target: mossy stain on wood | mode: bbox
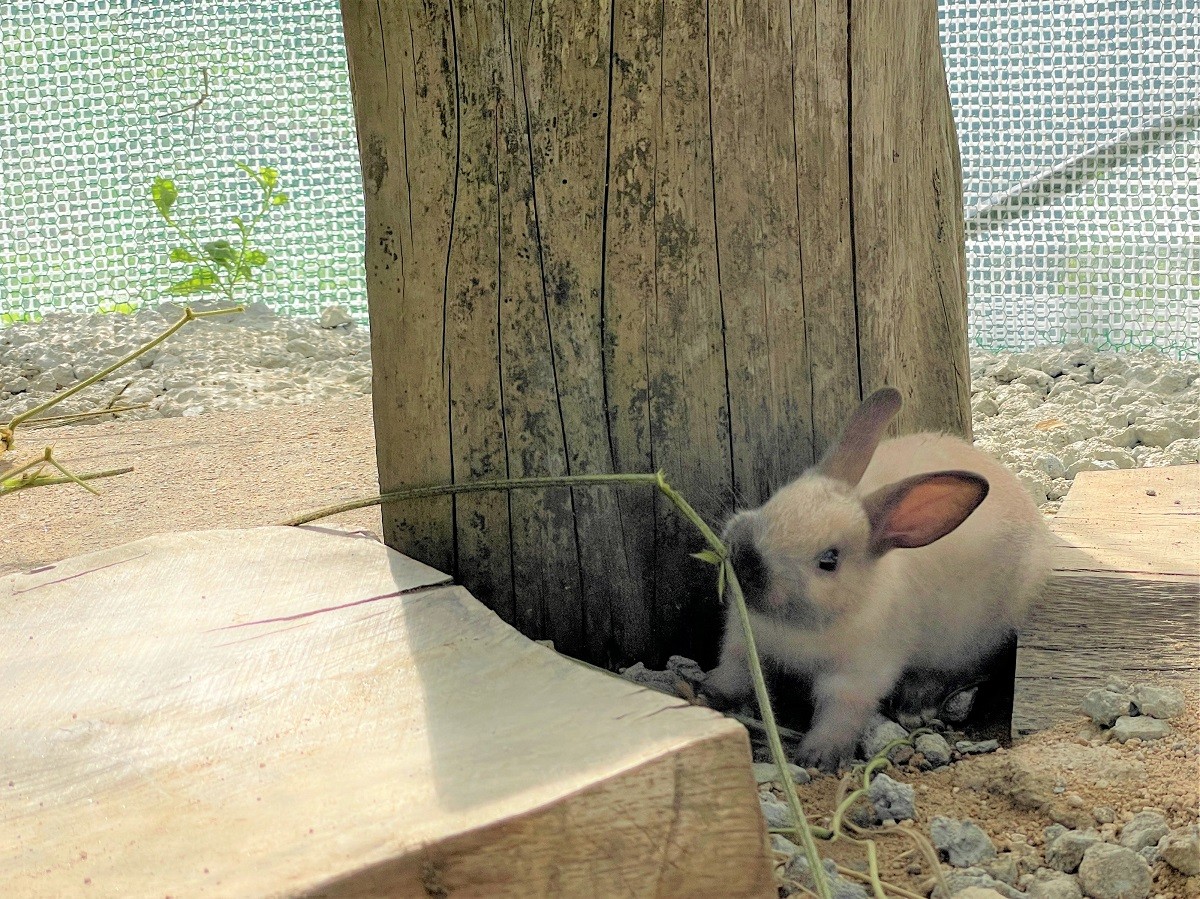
[364,134,388,195]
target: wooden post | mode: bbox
[340,0,971,670]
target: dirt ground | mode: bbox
[772,688,1199,897]
[4,400,1197,896]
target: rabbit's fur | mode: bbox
[704,387,1052,770]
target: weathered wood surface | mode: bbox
[340,0,970,667]
[1015,465,1199,732]
[0,527,774,898]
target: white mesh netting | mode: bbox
[2,2,1197,355]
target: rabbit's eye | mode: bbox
[817,548,839,572]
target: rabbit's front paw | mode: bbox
[794,736,854,774]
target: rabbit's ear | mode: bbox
[861,470,989,553]
[816,387,903,486]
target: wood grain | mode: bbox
[849,0,972,439]
[1015,465,1200,732]
[341,1,456,572]
[338,0,972,667]
[0,528,774,898]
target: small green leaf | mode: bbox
[169,247,197,263]
[231,215,245,228]
[258,166,279,189]
[691,549,722,566]
[270,193,289,206]
[168,267,220,295]
[151,177,178,217]
[202,240,236,269]
[243,249,269,266]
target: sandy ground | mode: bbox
[1,396,384,577]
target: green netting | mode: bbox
[1,2,1197,355]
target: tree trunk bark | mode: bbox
[340,0,970,670]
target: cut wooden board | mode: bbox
[1015,465,1199,732]
[0,527,774,898]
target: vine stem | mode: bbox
[0,465,132,496]
[2,305,243,449]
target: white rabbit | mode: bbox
[704,386,1052,770]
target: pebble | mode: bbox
[1109,716,1173,743]
[931,869,1022,899]
[1157,824,1200,876]
[1093,806,1116,825]
[956,739,1001,755]
[319,305,355,329]
[617,662,679,695]
[1026,869,1083,899]
[867,772,916,822]
[750,761,811,786]
[952,888,1012,899]
[1076,843,1152,899]
[931,816,998,868]
[1081,688,1133,727]
[758,794,794,829]
[1129,684,1186,720]
[859,714,909,760]
[770,833,799,857]
[784,854,869,899]
[979,854,1020,885]
[915,732,953,767]
[1046,829,1103,874]
[1118,811,1170,852]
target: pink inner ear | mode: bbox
[875,473,989,550]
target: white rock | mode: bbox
[1077,843,1151,899]
[931,816,997,868]
[319,305,355,328]
[1081,688,1132,726]
[1130,684,1186,720]
[1157,824,1200,876]
[1118,811,1169,851]
[1109,716,1172,743]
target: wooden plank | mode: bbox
[1050,465,1198,579]
[1014,465,1200,732]
[0,528,774,898]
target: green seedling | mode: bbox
[152,162,289,304]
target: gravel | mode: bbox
[2,311,1197,514]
